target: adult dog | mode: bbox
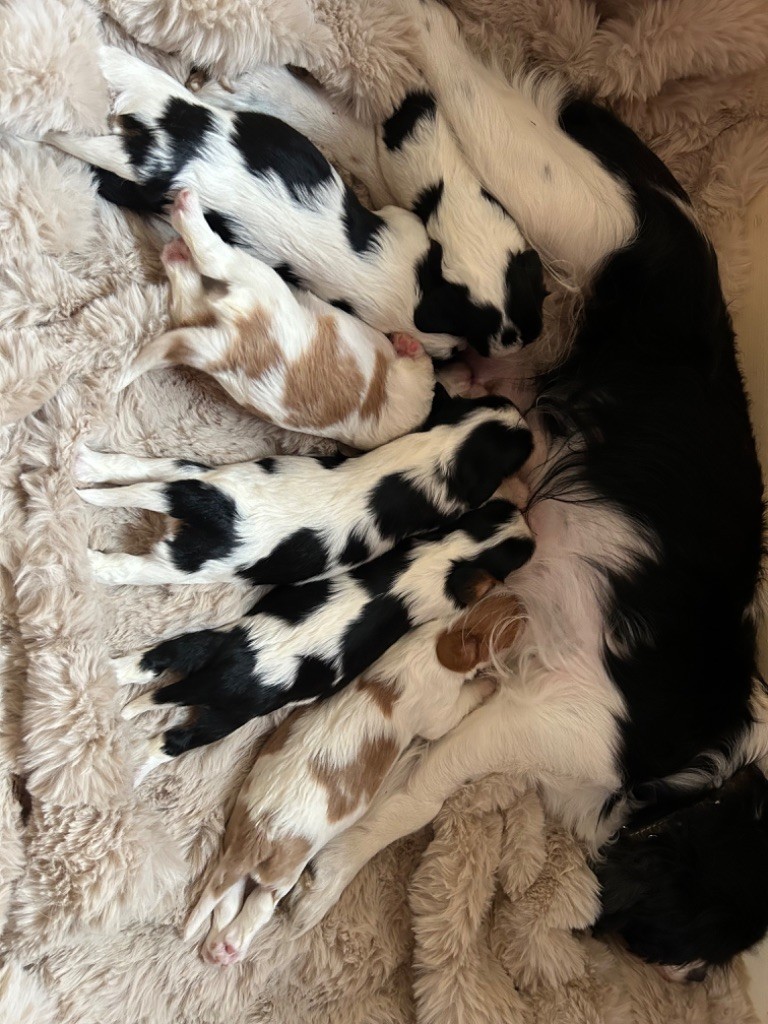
[282,0,768,982]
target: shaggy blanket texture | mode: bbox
[1,0,767,1021]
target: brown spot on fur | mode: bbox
[310,735,399,823]
[211,306,283,380]
[359,348,389,422]
[355,674,399,717]
[436,592,524,672]
[283,314,365,430]
[178,307,219,330]
[213,806,312,893]
[165,331,194,364]
[258,706,310,758]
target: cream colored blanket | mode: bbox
[1,1,766,1021]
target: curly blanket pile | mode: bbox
[1,1,767,1021]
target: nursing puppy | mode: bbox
[76,392,532,586]
[193,66,547,357]
[45,46,460,359]
[184,593,521,966]
[117,500,533,770]
[115,187,433,450]
[284,0,768,981]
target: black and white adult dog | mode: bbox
[76,391,532,586]
[46,45,537,360]
[191,65,548,357]
[115,499,533,774]
[275,1,768,982]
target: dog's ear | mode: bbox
[504,248,547,345]
[415,280,476,337]
[446,420,533,507]
[436,627,481,672]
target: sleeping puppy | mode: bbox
[75,392,532,586]
[114,499,533,774]
[283,0,768,983]
[193,65,548,357]
[114,187,434,450]
[183,593,522,966]
[45,46,460,359]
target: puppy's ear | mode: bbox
[414,281,476,337]
[436,628,481,672]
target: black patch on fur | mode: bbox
[480,187,511,217]
[232,110,335,203]
[139,628,228,678]
[282,655,337,703]
[339,594,412,685]
[444,535,534,605]
[94,168,168,215]
[159,97,215,173]
[546,99,763,792]
[203,209,237,244]
[368,474,445,541]
[419,386,514,430]
[256,457,278,474]
[342,187,385,254]
[165,479,239,573]
[447,499,514,542]
[382,91,437,151]
[330,298,355,315]
[238,528,330,587]
[350,542,415,599]
[312,453,347,469]
[250,576,333,624]
[415,279,502,355]
[503,249,547,345]
[340,531,371,566]
[594,767,768,968]
[118,113,156,171]
[444,423,533,506]
[274,262,303,287]
[412,180,444,224]
[415,238,445,298]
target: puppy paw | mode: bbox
[202,938,242,967]
[162,238,192,264]
[391,332,424,359]
[436,361,473,397]
[185,69,208,93]
[470,675,498,701]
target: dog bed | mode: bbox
[1,1,767,1020]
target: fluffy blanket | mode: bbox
[1,1,766,1021]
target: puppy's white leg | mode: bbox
[111,652,159,687]
[117,328,210,390]
[204,887,278,965]
[78,480,169,511]
[44,132,137,180]
[418,676,496,741]
[208,878,248,937]
[170,190,237,277]
[88,550,193,587]
[74,445,208,486]
[133,734,172,787]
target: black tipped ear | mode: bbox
[504,248,547,345]
[446,422,533,506]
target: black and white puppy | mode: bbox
[76,391,532,586]
[116,499,533,773]
[45,47,460,359]
[192,66,548,357]
[284,0,768,981]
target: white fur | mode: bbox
[75,400,529,586]
[185,615,501,964]
[114,187,434,450]
[45,46,460,358]
[120,506,531,708]
[198,65,538,355]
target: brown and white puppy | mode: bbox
[183,592,522,965]
[119,188,434,451]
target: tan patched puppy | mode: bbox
[183,592,522,966]
[120,188,434,450]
